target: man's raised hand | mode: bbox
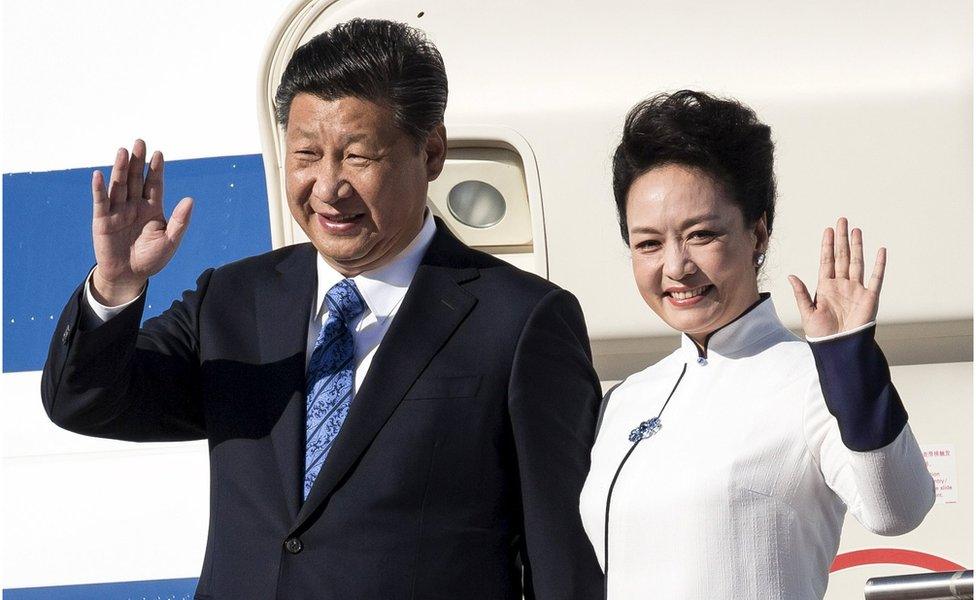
[91,140,193,306]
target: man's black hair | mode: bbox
[275,19,448,147]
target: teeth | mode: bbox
[326,214,359,222]
[671,286,708,300]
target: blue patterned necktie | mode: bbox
[303,279,365,500]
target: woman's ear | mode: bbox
[753,213,769,253]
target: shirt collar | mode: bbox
[679,293,786,361]
[314,211,437,321]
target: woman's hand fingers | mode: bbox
[107,147,129,212]
[788,275,815,320]
[867,247,887,295]
[818,227,834,281]
[833,217,850,279]
[806,218,885,335]
[850,227,865,284]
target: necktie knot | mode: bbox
[325,279,365,324]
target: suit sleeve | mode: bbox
[40,269,215,442]
[803,327,935,535]
[508,288,604,599]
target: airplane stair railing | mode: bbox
[865,570,974,599]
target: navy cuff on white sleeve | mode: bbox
[809,325,908,452]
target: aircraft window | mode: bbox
[447,180,506,229]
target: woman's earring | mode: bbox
[755,252,766,267]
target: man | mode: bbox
[42,18,603,600]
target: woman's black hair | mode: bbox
[612,90,776,243]
[274,19,447,148]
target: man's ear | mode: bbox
[424,123,448,181]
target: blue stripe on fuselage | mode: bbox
[2,153,272,373]
[4,577,199,599]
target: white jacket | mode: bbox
[579,296,934,599]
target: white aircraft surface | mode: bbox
[2,1,971,598]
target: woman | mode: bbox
[579,91,934,599]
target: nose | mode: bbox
[310,161,354,205]
[663,241,697,281]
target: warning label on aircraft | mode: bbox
[920,444,958,504]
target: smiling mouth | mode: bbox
[316,212,366,236]
[666,285,712,300]
[320,212,363,223]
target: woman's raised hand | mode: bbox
[91,140,193,306]
[788,217,886,338]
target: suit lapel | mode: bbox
[293,226,479,530]
[259,243,318,519]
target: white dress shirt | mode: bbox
[579,297,935,600]
[85,212,437,395]
[305,213,435,391]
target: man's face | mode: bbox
[284,93,446,276]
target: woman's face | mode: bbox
[626,163,767,345]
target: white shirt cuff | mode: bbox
[83,268,145,325]
[806,320,876,343]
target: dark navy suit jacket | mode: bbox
[42,221,604,600]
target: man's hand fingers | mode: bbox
[834,217,850,279]
[107,147,129,211]
[818,227,834,281]
[850,227,865,285]
[92,170,109,218]
[867,247,887,295]
[144,151,164,208]
[165,197,193,247]
[126,139,147,202]
[788,275,815,319]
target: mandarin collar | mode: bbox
[314,211,436,321]
[678,293,786,362]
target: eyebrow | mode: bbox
[287,130,372,145]
[630,214,722,235]
[288,127,318,140]
[340,132,370,145]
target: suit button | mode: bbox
[284,537,303,554]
